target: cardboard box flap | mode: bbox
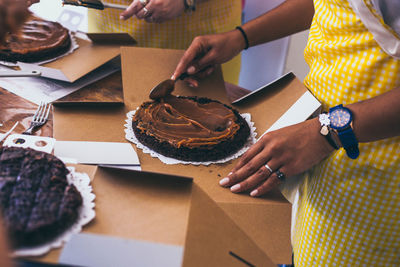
[232,72,294,104]
[86,33,137,46]
[219,202,292,264]
[19,32,135,83]
[120,47,228,110]
[85,167,192,245]
[183,184,275,267]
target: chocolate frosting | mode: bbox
[4,17,69,54]
[134,96,241,148]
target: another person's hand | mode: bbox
[172,29,246,87]
[219,118,335,197]
[120,0,185,23]
[0,0,32,44]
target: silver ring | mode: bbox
[140,0,149,6]
[275,170,286,182]
[264,163,273,173]
[143,7,149,16]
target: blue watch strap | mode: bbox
[338,127,359,159]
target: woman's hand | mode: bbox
[120,0,185,23]
[219,118,335,197]
[172,29,246,87]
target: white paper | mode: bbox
[59,233,183,267]
[3,134,56,154]
[54,141,140,166]
[0,59,120,105]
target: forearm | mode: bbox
[242,0,314,47]
[349,87,400,143]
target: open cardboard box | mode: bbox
[18,33,136,83]
[47,47,321,265]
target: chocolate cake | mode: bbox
[0,147,82,249]
[132,95,251,162]
[0,16,71,63]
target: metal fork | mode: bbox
[22,102,51,135]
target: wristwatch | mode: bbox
[329,104,360,159]
[318,113,340,150]
[184,0,196,13]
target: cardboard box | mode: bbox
[18,33,136,83]
[48,47,321,265]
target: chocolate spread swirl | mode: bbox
[133,96,241,148]
[5,17,69,54]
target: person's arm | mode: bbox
[241,0,313,47]
[348,87,400,142]
[172,0,314,85]
[221,86,400,197]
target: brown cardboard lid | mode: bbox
[20,33,135,83]
[183,184,275,267]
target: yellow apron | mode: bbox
[88,0,242,84]
[293,0,400,265]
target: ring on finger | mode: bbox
[143,7,150,16]
[264,163,273,173]
[140,0,149,6]
[275,170,286,182]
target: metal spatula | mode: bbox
[149,72,189,100]
[62,0,128,10]
[0,70,41,77]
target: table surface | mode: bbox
[0,72,292,265]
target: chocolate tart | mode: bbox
[132,95,250,162]
[0,147,82,248]
[0,17,71,63]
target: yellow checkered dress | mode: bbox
[293,0,400,265]
[88,0,242,84]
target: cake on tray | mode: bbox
[0,16,71,63]
[131,95,251,162]
[0,147,82,249]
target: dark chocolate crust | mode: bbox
[0,36,71,63]
[132,96,251,162]
[0,147,82,249]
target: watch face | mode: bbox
[330,108,351,129]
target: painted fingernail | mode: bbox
[219,177,230,186]
[170,75,175,80]
[230,184,241,192]
[250,189,258,197]
[187,66,196,74]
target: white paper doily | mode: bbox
[0,31,79,67]
[125,109,257,165]
[12,167,96,257]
